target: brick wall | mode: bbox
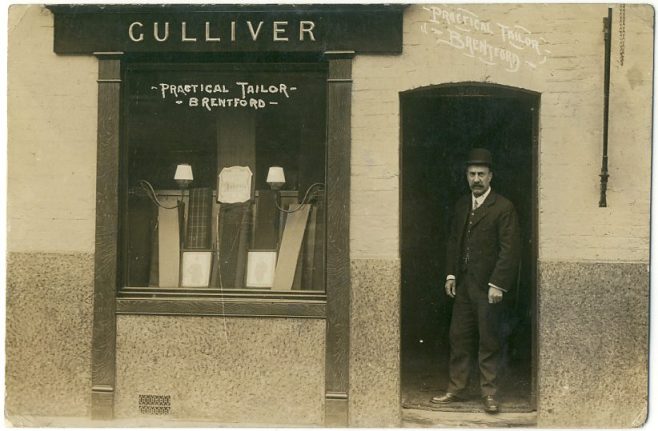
[6,4,652,426]
[351,4,652,263]
[349,4,651,427]
[7,5,97,421]
[8,5,97,254]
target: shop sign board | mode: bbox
[49,5,404,54]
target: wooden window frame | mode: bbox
[115,59,330,314]
[91,51,353,425]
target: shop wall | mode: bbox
[6,5,97,421]
[6,3,651,427]
[350,4,650,427]
[7,5,328,426]
[114,316,326,425]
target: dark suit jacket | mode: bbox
[445,190,521,293]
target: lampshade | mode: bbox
[266,166,285,190]
[174,163,193,188]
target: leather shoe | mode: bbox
[430,392,465,404]
[482,395,499,414]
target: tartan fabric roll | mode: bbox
[185,187,213,249]
[214,201,252,289]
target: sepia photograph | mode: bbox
[5,2,653,428]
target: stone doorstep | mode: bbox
[402,408,538,428]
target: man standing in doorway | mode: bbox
[431,148,521,414]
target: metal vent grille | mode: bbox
[138,394,171,415]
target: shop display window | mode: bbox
[119,61,327,293]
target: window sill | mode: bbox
[116,288,326,318]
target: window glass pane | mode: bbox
[121,62,326,292]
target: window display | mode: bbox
[120,61,327,292]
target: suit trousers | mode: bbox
[447,269,503,397]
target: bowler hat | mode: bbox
[465,148,492,166]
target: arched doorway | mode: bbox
[399,83,539,412]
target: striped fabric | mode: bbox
[185,187,213,249]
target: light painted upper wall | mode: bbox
[8,5,98,253]
[351,4,653,262]
[7,5,652,261]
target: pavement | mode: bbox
[5,415,313,428]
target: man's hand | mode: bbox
[445,279,456,298]
[488,286,503,304]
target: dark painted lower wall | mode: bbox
[5,252,94,422]
[5,253,647,428]
[537,261,649,427]
[350,258,648,427]
[350,259,401,427]
[114,315,326,425]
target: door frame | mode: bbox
[398,82,540,410]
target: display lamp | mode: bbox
[266,166,286,190]
[174,163,194,189]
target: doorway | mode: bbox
[400,83,539,412]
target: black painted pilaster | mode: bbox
[91,52,122,420]
[324,50,354,427]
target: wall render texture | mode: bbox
[349,4,651,427]
[115,316,326,426]
[8,5,97,254]
[5,4,652,428]
[7,5,97,423]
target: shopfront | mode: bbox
[7,3,651,428]
[40,4,404,426]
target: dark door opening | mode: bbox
[400,83,538,412]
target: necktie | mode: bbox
[463,199,479,267]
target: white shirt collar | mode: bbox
[472,187,492,208]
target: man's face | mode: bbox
[466,165,493,197]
